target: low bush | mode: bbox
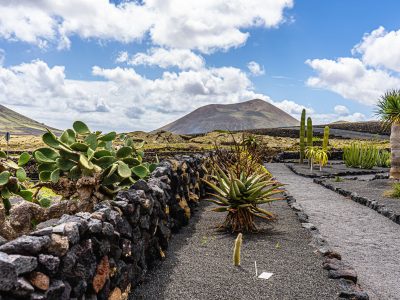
[376,150,391,168]
[343,142,379,169]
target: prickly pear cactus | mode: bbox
[34,121,157,205]
[0,151,32,214]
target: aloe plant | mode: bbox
[305,146,318,171]
[315,148,329,171]
[0,151,32,214]
[377,150,391,168]
[33,121,157,202]
[343,142,379,169]
[203,165,283,232]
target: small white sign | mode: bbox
[258,272,273,280]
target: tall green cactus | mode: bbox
[233,233,243,266]
[307,117,313,147]
[299,109,306,164]
[323,126,330,151]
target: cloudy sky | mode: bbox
[1,0,400,132]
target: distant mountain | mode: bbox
[155,99,298,134]
[0,104,60,135]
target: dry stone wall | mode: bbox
[0,155,208,300]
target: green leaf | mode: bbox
[56,158,75,171]
[38,197,51,208]
[79,154,93,170]
[106,163,118,178]
[60,129,76,145]
[117,161,131,178]
[123,157,140,166]
[70,142,89,152]
[95,156,115,169]
[34,151,56,164]
[0,151,7,158]
[137,150,144,158]
[85,133,98,150]
[69,166,81,180]
[50,169,60,183]
[16,168,27,182]
[42,131,60,148]
[73,121,90,134]
[1,187,10,199]
[38,163,57,173]
[5,160,19,169]
[0,171,10,185]
[116,146,132,158]
[18,152,31,166]
[87,148,95,160]
[34,148,59,160]
[94,149,112,159]
[18,190,33,201]
[131,165,149,179]
[134,140,145,150]
[98,131,117,141]
[149,163,158,173]
[39,171,51,181]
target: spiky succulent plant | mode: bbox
[33,121,157,202]
[203,165,283,232]
[0,151,32,214]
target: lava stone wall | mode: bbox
[0,155,208,300]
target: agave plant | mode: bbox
[203,165,283,232]
[0,151,32,214]
[33,121,157,205]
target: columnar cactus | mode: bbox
[233,233,243,266]
[307,117,313,147]
[323,126,330,151]
[299,109,306,164]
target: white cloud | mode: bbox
[128,48,205,70]
[306,57,400,105]
[0,0,293,52]
[352,26,400,72]
[247,61,265,76]
[334,105,350,116]
[116,51,129,63]
[307,27,400,106]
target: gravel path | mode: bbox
[267,163,400,300]
[130,200,340,299]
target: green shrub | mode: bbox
[376,150,391,168]
[0,151,32,214]
[33,121,157,202]
[343,142,379,169]
[384,182,400,198]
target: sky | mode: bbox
[1,0,400,132]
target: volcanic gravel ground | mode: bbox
[268,163,400,300]
[130,200,340,299]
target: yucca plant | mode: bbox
[377,89,400,178]
[315,148,329,171]
[343,142,379,169]
[203,165,283,232]
[0,151,32,214]
[305,146,318,171]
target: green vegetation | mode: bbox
[376,89,400,179]
[384,182,400,198]
[307,117,313,148]
[377,150,391,168]
[233,233,243,266]
[343,142,379,169]
[33,121,157,202]
[299,109,306,164]
[0,151,32,214]
[323,126,330,151]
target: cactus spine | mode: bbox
[307,117,313,147]
[323,126,330,151]
[233,233,243,266]
[299,109,306,164]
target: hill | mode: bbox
[0,104,60,135]
[155,99,298,134]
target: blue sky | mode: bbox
[1,0,400,131]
